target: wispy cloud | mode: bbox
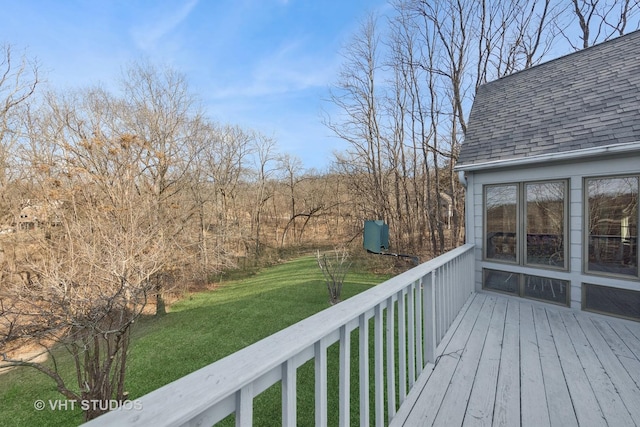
[130,0,199,51]
[210,39,340,99]
[0,0,388,168]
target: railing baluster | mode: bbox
[468,249,475,293]
[436,265,451,336]
[374,304,384,427]
[282,359,296,426]
[450,262,456,325]
[398,289,407,403]
[437,265,444,340]
[407,283,416,387]
[386,295,396,422]
[454,257,461,310]
[339,325,350,427]
[415,279,423,374]
[359,313,370,427]
[423,272,437,364]
[315,339,328,427]
[235,384,253,427]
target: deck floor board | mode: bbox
[398,288,486,425]
[434,295,496,426]
[463,296,507,427]
[393,292,640,427]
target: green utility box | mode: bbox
[363,220,389,254]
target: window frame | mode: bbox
[484,183,520,264]
[524,180,568,270]
[483,179,569,272]
[583,174,640,281]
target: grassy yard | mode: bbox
[0,255,391,426]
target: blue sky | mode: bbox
[1,0,390,170]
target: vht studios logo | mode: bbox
[34,399,143,411]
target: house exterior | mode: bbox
[16,201,63,230]
[456,30,640,320]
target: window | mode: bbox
[523,274,568,305]
[485,184,518,262]
[525,182,565,268]
[583,283,640,320]
[484,181,569,305]
[483,268,518,294]
[485,181,567,269]
[586,176,638,278]
[483,268,569,306]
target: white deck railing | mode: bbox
[84,244,475,427]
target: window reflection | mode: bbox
[485,185,518,262]
[483,269,518,294]
[587,177,638,276]
[526,182,565,268]
[523,274,568,305]
[584,283,640,320]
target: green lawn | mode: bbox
[0,255,390,426]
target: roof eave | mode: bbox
[454,141,640,172]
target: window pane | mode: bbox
[523,274,569,305]
[526,182,565,268]
[584,283,640,320]
[587,177,638,276]
[486,185,518,262]
[483,269,518,294]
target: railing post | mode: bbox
[423,271,437,364]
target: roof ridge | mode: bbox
[481,29,640,88]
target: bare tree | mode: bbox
[0,44,39,152]
[0,44,40,224]
[316,247,352,305]
[120,61,203,314]
[190,122,253,272]
[1,198,162,421]
[278,154,328,246]
[326,14,391,224]
[560,0,640,49]
[248,133,278,258]
[1,102,164,420]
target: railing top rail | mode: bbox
[84,243,475,426]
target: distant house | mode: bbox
[17,201,63,230]
[456,30,640,320]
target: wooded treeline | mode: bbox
[1,0,638,421]
[327,0,640,256]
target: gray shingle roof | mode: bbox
[458,30,640,167]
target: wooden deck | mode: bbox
[391,292,640,427]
